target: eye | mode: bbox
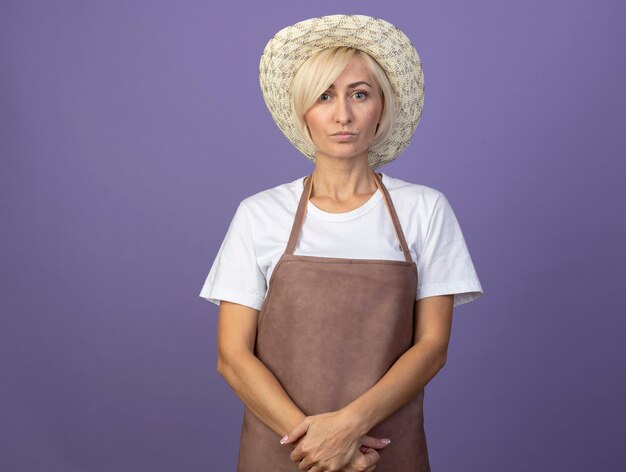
[353,91,368,99]
[319,92,331,101]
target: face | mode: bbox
[304,55,383,163]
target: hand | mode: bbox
[286,433,384,472]
[280,410,390,471]
[340,445,382,472]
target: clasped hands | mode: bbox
[279,409,390,471]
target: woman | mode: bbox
[199,15,484,472]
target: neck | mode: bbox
[309,157,378,200]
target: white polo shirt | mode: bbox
[199,172,484,310]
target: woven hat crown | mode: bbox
[260,14,424,169]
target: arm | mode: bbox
[344,294,454,434]
[216,300,306,437]
[217,300,387,470]
[285,294,454,470]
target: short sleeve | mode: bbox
[198,202,267,311]
[416,194,484,308]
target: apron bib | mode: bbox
[236,171,430,471]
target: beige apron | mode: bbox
[237,170,430,471]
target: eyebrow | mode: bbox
[327,81,373,89]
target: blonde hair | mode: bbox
[289,46,396,154]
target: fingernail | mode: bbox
[280,435,288,444]
[381,438,391,444]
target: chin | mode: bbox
[318,146,369,161]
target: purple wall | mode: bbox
[1,0,624,470]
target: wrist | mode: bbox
[281,411,307,437]
[339,401,372,437]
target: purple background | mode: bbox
[2,0,625,470]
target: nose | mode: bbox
[333,96,352,124]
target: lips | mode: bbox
[331,132,356,136]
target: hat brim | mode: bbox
[259,14,424,169]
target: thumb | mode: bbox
[360,434,391,450]
[279,420,309,445]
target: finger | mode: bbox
[289,447,305,464]
[280,420,309,445]
[360,435,391,449]
[360,448,381,465]
[298,459,314,472]
[293,451,318,471]
[345,449,380,472]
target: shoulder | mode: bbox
[381,172,447,216]
[232,176,305,238]
[382,172,444,200]
[238,175,304,214]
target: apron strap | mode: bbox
[371,171,413,263]
[285,170,413,263]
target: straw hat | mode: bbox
[259,14,424,169]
